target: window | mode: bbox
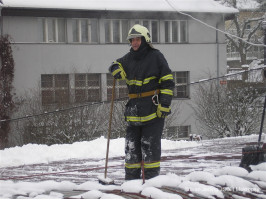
[41,18,66,43]
[41,74,69,105]
[172,71,190,98]
[72,19,99,43]
[134,20,159,43]
[75,74,101,103]
[107,74,128,101]
[165,20,188,43]
[105,20,129,43]
[177,126,190,138]
[165,126,190,140]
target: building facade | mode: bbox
[0,0,238,141]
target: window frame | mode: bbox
[74,73,102,103]
[105,19,130,44]
[41,74,69,105]
[41,18,66,43]
[72,18,99,43]
[164,20,188,43]
[107,74,128,100]
[166,125,191,139]
[172,71,190,99]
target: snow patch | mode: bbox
[121,179,143,193]
[250,162,266,171]
[213,166,249,177]
[141,186,182,199]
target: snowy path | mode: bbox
[1,135,266,198]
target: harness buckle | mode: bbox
[152,90,159,106]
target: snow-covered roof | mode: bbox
[1,0,238,14]
[237,0,261,10]
[216,0,261,10]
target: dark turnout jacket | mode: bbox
[116,44,174,125]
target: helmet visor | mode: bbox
[127,34,143,41]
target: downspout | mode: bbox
[216,19,220,87]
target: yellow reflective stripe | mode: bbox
[127,79,143,86]
[125,162,160,169]
[112,68,121,76]
[143,76,157,84]
[126,76,157,86]
[126,113,157,122]
[160,89,173,96]
[159,74,173,83]
[126,74,172,86]
[125,163,141,169]
[144,162,160,169]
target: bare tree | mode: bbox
[111,100,127,138]
[192,77,262,139]
[0,35,15,149]
[192,81,229,139]
[9,87,110,146]
[219,0,265,65]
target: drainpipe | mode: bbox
[262,14,266,65]
[216,20,220,103]
[216,19,220,87]
[216,21,220,87]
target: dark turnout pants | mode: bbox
[125,118,164,180]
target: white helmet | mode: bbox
[127,24,154,48]
[127,24,151,43]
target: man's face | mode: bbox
[131,37,142,51]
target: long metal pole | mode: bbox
[264,22,266,84]
[104,78,116,179]
[264,22,266,65]
[258,96,266,143]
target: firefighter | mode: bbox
[109,24,174,180]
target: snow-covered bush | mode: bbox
[9,88,127,146]
[192,60,265,138]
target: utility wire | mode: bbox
[164,0,266,48]
[0,98,128,123]
[187,66,266,86]
[1,66,265,124]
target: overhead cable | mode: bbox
[164,0,266,48]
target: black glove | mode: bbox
[109,62,126,80]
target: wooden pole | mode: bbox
[104,78,116,179]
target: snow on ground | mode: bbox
[0,134,266,199]
[0,137,200,168]
[1,165,266,199]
